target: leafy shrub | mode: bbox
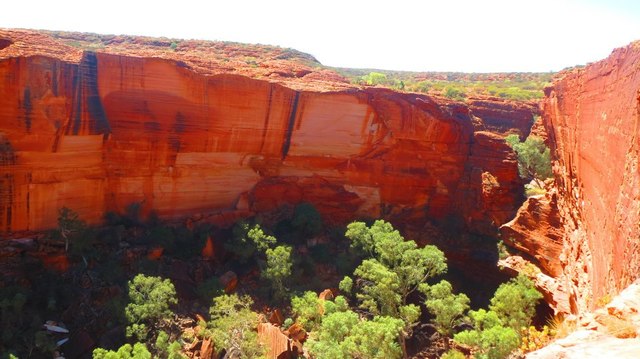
[489,274,542,331]
[339,276,353,294]
[125,274,178,341]
[497,240,509,260]
[345,220,446,323]
[292,202,323,239]
[155,331,185,359]
[93,343,152,359]
[291,291,323,331]
[505,135,552,184]
[454,309,519,359]
[361,72,388,86]
[206,294,265,358]
[421,280,470,336]
[54,207,87,252]
[441,349,466,359]
[520,325,555,353]
[196,277,223,303]
[226,222,276,262]
[263,245,292,301]
[453,274,543,358]
[444,86,466,101]
[306,309,405,359]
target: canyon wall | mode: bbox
[0,30,531,238]
[505,42,640,314]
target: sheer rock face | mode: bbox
[0,29,530,238]
[506,41,640,315]
[467,97,539,138]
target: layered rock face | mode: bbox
[0,30,530,239]
[506,42,640,314]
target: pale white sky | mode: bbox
[2,0,639,72]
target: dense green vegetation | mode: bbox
[334,68,553,101]
[125,274,178,341]
[506,133,553,197]
[452,275,542,359]
[506,134,552,183]
[204,294,265,358]
[1,205,546,359]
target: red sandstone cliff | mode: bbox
[503,41,640,314]
[0,29,532,238]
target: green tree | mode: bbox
[452,275,542,358]
[248,224,277,251]
[350,316,405,359]
[338,276,353,294]
[263,245,292,301]
[55,207,87,253]
[291,202,323,238]
[421,280,470,337]
[226,222,277,262]
[444,86,466,101]
[306,310,359,359]
[291,291,323,332]
[306,309,404,359]
[155,331,185,359]
[206,294,265,359]
[345,221,446,320]
[489,274,543,331]
[93,343,152,359]
[346,221,447,300]
[505,134,552,185]
[361,72,387,86]
[454,309,519,359]
[125,274,178,341]
[344,220,447,356]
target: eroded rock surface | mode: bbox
[0,29,532,237]
[527,280,640,358]
[541,41,640,313]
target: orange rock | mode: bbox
[467,97,540,138]
[147,246,164,260]
[284,322,308,343]
[318,288,334,301]
[539,40,640,313]
[500,188,563,277]
[268,308,284,326]
[200,338,214,359]
[457,131,522,235]
[201,236,214,259]
[35,253,70,272]
[258,323,291,359]
[0,29,522,243]
[194,313,206,324]
[219,271,238,294]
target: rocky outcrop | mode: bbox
[543,41,640,313]
[527,279,640,358]
[258,323,298,359]
[504,41,640,315]
[0,29,533,238]
[467,97,539,138]
[500,188,564,277]
[458,131,523,235]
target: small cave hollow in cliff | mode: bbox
[0,38,12,51]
